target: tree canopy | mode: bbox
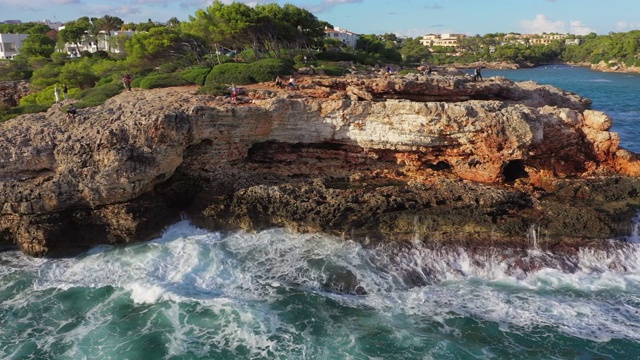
[181,0,325,60]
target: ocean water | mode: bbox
[2,66,640,359]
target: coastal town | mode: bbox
[1,18,581,60]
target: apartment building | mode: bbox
[419,33,467,48]
[0,19,63,59]
[526,33,567,45]
[0,33,28,59]
[324,27,360,48]
[59,29,135,56]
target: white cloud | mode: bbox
[616,21,640,32]
[393,27,455,38]
[520,14,595,35]
[520,14,566,33]
[569,20,594,35]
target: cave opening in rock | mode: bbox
[503,160,528,182]
[426,161,452,171]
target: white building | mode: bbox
[39,20,64,31]
[0,33,29,59]
[419,33,466,48]
[59,30,135,56]
[324,27,360,48]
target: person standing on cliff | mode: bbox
[123,74,132,91]
[54,86,60,103]
[230,83,237,104]
[474,67,483,81]
[62,84,69,99]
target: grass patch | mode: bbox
[74,83,123,108]
[139,73,190,89]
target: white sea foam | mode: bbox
[5,219,640,358]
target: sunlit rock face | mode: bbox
[1,74,639,256]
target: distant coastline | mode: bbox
[453,60,640,74]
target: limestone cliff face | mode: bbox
[1,74,640,256]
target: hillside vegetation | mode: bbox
[1,0,639,121]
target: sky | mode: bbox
[2,0,640,37]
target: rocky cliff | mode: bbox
[0,80,30,108]
[2,73,640,256]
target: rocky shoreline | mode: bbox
[2,72,640,257]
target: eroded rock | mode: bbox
[1,75,639,256]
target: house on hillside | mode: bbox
[565,38,585,45]
[419,33,466,48]
[324,27,360,48]
[0,33,29,59]
[524,33,567,45]
[58,28,135,56]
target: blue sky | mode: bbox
[2,0,640,37]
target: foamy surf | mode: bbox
[3,218,640,358]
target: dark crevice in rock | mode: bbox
[425,161,452,171]
[503,160,528,182]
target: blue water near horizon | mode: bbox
[2,66,640,359]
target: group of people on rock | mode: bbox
[54,84,68,103]
[274,75,296,89]
[53,84,76,119]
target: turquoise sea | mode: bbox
[2,66,640,359]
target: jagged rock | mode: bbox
[1,74,640,256]
[0,80,30,108]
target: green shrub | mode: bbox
[315,51,357,62]
[20,84,82,107]
[19,85,56,107]
[95,74,118,87]
[139,73,190,89]
[245,58,293,83]
[155,61,182,74]
[398,69,419,75]
[204,63,252,85]
[74,83,123,108]
[237,49,257,62]
[130,76,143,88]
[196,83,231,96]
[316,63,348,76]
[293,54,315,66]
[181,67,211,85]
[0,104,48,122]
